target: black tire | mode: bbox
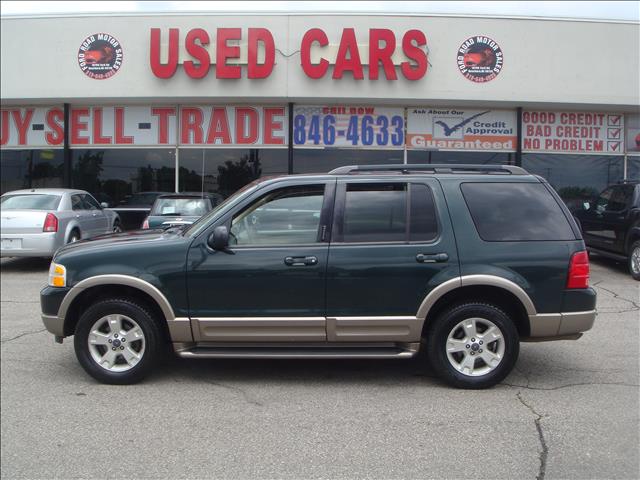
[67,230,80,243]
[629,241,640,281]
[74,298,163,385]
[112,221,122,233]
[426,302,519,389]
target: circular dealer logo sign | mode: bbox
[457,35,503,83]
[77,33,123,79]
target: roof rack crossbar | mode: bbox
[328,164,528,175]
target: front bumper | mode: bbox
[1,232,60,257]
[40,286,70,337]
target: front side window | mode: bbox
[83,194,101,210]
[229,185,325,246]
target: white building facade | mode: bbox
[1,13,639,213]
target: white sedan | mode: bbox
[0,188,121,258]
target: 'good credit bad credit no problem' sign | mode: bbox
[522,111,624,154]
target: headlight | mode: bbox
[48,262,66,287]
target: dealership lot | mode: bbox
[1,255,638,479]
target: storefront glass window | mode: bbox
[522,154,624,209]
[627,156,640,180]
[406,150,512,164]
[178,149,288,199]
[0,149,64,194]
[293,149,404,174]
[71,149,175,207]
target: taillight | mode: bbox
[142,218,149,229]
[43,213,58,232]
[567,251,590,289]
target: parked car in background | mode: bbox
[573,181,640,280]
[110,191,168,231]
[1,188,121,258]
[141,193,221,230]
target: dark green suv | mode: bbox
[41,165,596,389]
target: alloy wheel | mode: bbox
[87,314,146,372]
[445,317,505,377]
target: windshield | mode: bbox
[0,194,61,210]
[183,180,263,237]
[151,198,210,216]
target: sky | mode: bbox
[1,0,639,21]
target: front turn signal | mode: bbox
[48,262,67,288]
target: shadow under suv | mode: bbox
[40,164,596,389]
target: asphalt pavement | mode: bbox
[1,254,638,479]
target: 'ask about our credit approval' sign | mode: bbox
[522,111,624,154]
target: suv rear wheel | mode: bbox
[74,298,163,384]
[426,302,519,389]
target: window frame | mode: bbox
[331,179,441,245]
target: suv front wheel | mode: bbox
[426,302,519,389]
[74,298,163,384]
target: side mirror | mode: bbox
[100,202,109,209]
[208,226,232,253]
[583,202,590,211]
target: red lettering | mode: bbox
[12,109,34,146]
[0,110,9,146]
[263,107,284,145]
[152,107,176,144]
[333,28,363,79]
[92,108,112,145]
[369,29,397,80]
[114,108,133,144]
[401,30,427,80]
[235,107,258,144]
[184,28,211,79]
[217,28,241,79]
[71,108,89,145]
[301,28,329,79]
[206,108,231,144]
[45,108,64,146]
[181,108,204,144]
[248,28,275,79]
[150,28,179,79]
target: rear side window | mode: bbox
[335,183,439,243]
[461,182,575,241]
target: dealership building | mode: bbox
[1,12,639,217]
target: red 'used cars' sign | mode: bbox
[149,27,428,81]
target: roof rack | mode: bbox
[328,164,528,175]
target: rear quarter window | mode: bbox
[461,182,575,241]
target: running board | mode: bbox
[175,345,419,359]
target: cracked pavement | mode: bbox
[1,255,638,479]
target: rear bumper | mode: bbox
[528,310,597,338]
[0,232,60,257]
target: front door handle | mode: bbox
[416,253,449,263]
[284,256,318,266]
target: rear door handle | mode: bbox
[416,253,449,263]
[284,256,318,266]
